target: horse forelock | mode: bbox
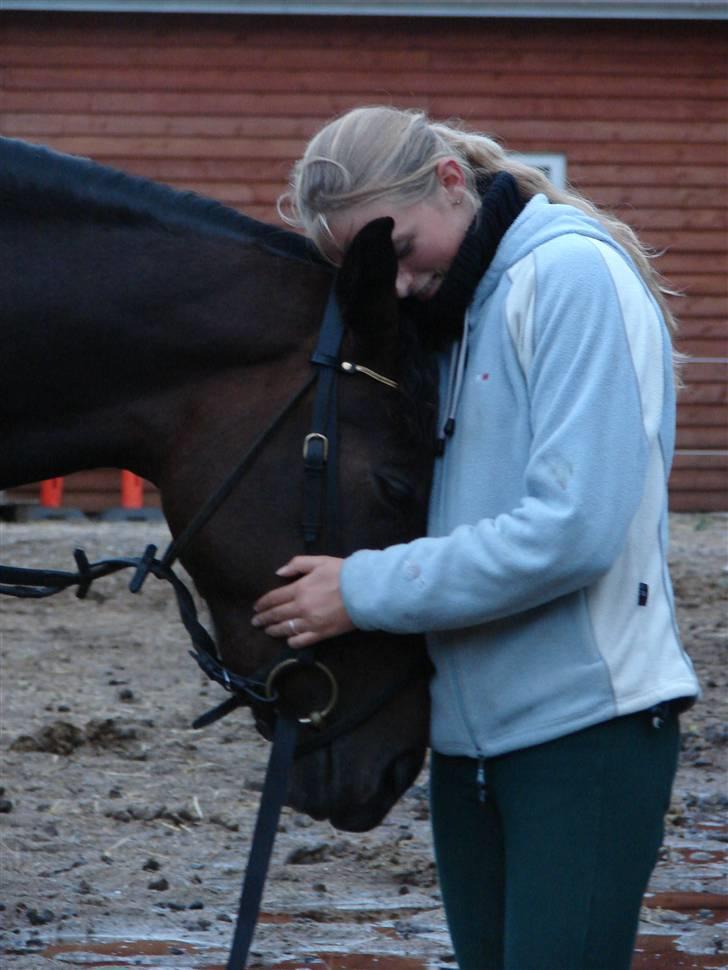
[0,135,317,265]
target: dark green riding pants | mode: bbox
[430,706,680,970]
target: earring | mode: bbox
[452,197,462,206]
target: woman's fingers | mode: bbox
[252,556,323,614]
[251,556,354,646]
[255,619,318,648]
[274,555,320,578]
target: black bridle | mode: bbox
[0,285,431,968]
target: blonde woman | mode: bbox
[253,106,699,969]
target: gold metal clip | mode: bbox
[340,361,398,390]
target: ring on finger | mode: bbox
[288,618,297,635]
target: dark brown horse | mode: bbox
[0,136,437,833]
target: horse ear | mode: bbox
[336,217,398,344]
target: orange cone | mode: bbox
[120,471,144,509]
[100,471,162,522]
[39,478,64,508]
[28,477,83,520]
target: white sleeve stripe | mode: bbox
[583,238,665,440]
[505,253,537,376]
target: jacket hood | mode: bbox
[473,194,628,307]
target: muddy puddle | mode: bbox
[40,939,432,968]
[33,902,728,970]
[31,865,728,970]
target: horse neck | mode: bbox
[0,219,331,489]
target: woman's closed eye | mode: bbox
[395,238,414,260]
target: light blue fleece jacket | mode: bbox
[341,195,699,759]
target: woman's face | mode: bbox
[326,160,473,301]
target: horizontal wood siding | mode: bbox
[1,12,726,511]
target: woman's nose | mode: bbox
[395,266,413,298]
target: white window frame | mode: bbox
[512,153,567,189]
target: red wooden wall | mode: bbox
[1,11,726,511]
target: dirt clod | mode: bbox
[10,721,84,755]
[147,877,169,892]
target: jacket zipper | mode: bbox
[476,757,488,803]
[432,331,489,805]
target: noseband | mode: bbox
[0,283,432,969]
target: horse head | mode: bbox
[160,219,437,832]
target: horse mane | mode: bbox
[0,135,319,265]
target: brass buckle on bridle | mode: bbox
[264,658,339,728]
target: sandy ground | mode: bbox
[0,513,725,970]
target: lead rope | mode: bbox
[226,714,300,969]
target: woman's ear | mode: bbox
[435,158,467,199]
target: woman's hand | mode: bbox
[251,556,355,648]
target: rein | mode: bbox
[0,285,431,969]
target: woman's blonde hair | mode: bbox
[279,106,683,377]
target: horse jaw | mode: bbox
[285,704,429,833]
[287,745,427,832]
[197,601,431,832]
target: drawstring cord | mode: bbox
[436,312,470,455]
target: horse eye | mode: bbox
[374,471,415,508]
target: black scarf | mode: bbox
[404,171,526,349]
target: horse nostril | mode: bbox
[374,471,415,509]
